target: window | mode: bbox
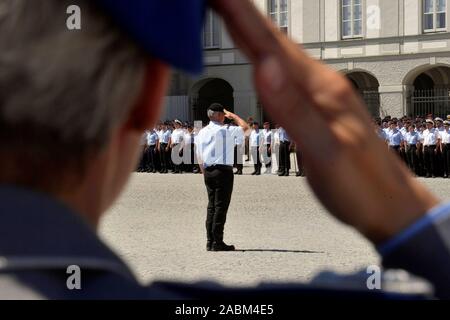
[203,10,220,49]
[424,0,447,32]
[268,0,289,34]
[342,0,363,38]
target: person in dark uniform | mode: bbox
[146,128,159,173]
[278,127,291,176]
[158,122,171,174]
[404,124,420,175]
[196,104,249,251]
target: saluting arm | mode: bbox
[224,109,250,133]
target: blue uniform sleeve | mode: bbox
[377,202,450,257]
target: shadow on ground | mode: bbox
[235,249,324,254]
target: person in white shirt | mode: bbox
[195,103,249,251]
[272,123,281,174]
[404,124,420,176]
[170,119,184,174]
[261,122,273,174]
[232,121,244,175]
[157,122,171,174]
[249,122,263,175]
[146,128,159,173]
[422,119,441,178]
[182,124,198,173]
[387,120,404,159]
[435,117,446,176]
[441,121,450,178]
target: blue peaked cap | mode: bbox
[95,0,207,75]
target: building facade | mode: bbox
[164,0,450,123]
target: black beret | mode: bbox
[208,103,224,113]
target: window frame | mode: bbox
[203,10,221,49]
[268,0,290,35]
[341,0,364,40]
[423,0,447,33]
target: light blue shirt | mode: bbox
[279,128,290,142]
[388,129,404,146]
[250,129,263,147]
[404,131,419,145]
[196,121,243,168]
[160,129,171,144]
[146,130,159,146]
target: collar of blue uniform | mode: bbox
[94,0,206,74]
[0,185,134,280]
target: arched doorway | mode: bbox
[344,71,380,117]
[404,65,450,118]
[190,78,234,124]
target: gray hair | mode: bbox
[207,109,217,119]
[0,0,147,184]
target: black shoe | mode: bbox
[278,171,285,177]
[212,242,235,251]
[256,171,261,176]
[251,171,257,176]
[206,241,213,251]
[284,171,289,176]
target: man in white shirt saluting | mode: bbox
[196,103,249,251]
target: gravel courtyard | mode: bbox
[100,167,450,288]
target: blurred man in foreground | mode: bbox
[0,0,449,299]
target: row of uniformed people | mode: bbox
[138,120,201,174]
[206,120,303,177]
[138,120,304,176]
[376,117,450,178]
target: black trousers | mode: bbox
[204,166,234,243]
[279,141,291,172]
[251,146,261,172]
[424,145,437,177]
[443,144,450,176]
[389,145,401,159]
[147,145,156,171]
[159,143,169,171]
[406,145,418,174]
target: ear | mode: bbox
[125,59,171,132]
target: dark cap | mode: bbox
[207,103,225,113]
[95,0,206,74]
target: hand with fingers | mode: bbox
[212,0,439,244]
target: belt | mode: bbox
[205,165,233,171]
[424,145,436,148]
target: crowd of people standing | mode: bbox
[376,114,450,178]
[137,117,305,177]
[138,114,450,179]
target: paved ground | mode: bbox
[100,166,450,287]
